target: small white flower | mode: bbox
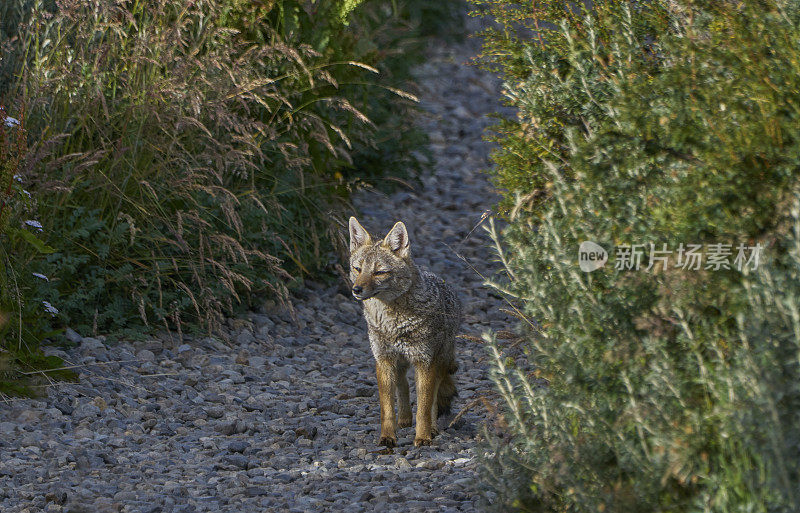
[22,190,31,199]
[13,175,22,183]
[24,219,42,231]
[32,273,49,281]
[4,116,19,127]
[42,301,59,316]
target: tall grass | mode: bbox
[0,0,439,338]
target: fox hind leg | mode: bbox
[396,359,412,428]
[436,370,457,418]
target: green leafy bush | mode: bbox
[0,107,74,396]
[474,0,800,511]
[0,0,458,338]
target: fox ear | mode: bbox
[349,216,371,252]
[383,221,410,257]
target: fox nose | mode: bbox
[352,285,363,296]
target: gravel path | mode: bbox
[0,19,513,513]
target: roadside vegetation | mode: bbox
[473,0,800,510]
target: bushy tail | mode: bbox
[437,369,458,417]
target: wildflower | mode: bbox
[3,116,19,127]
[32,273,49,281]
[13,175,22,183]
[42,301,59,316]
[24,220,43,231]
[22,190,32,199]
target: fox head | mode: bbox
[348,216,417,302]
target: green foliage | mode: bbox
[0,107,69,397]
[472,0,667,214]
[0,0,458,338]
[474,0,800,511]
[0,351,78,397]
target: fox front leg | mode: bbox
[414,364,437,446]
[376,358,397,447]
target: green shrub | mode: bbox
[474,0,800,511]
[0,0,456,338]
[0,107,75,396]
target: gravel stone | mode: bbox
[136,349,156,362]
[248,356,268,369]
[227,441,250,453]
[80,337,106,354]
[222,454,249,469]
[65,328,83,343]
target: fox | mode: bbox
[348,216,462,447]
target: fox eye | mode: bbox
[352,265,361,273]
[374,270,389,275]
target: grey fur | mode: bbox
[348,220,462,368]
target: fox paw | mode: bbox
[398,415,413,428]
[379,436,397,448]
[414,437,432,447]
